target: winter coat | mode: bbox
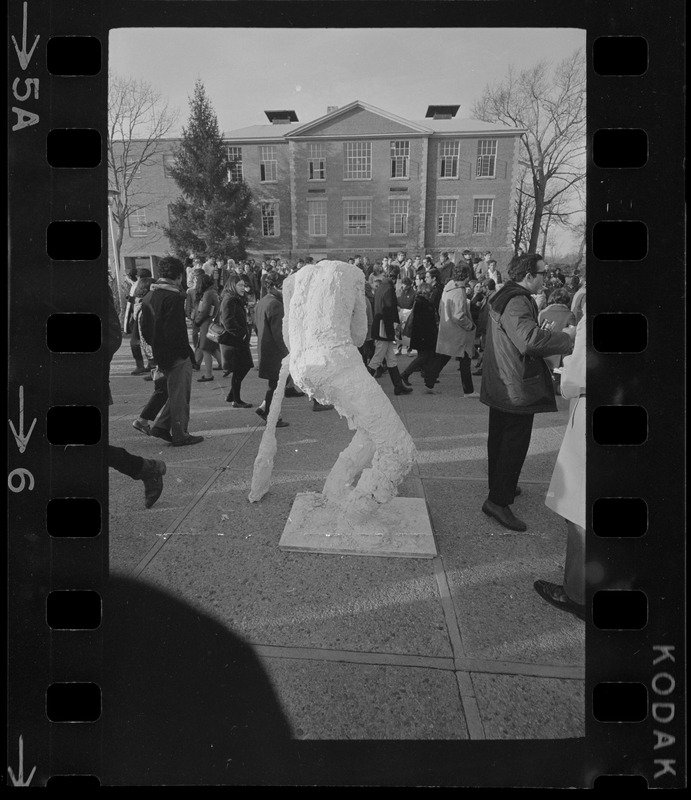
[435,282,476,358]
[407,294,439,353]
[428,283,443,315]
[396,285,416,310]
[255,288,289,381]
[363,283,375,342]
[545,313,586,527]
[193,288,221,351]
[219,293,253,373]
[439,260,455,286]
[371,278,399,341]
[480,281,573,414]
[140,280,194,371]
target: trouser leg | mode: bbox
[155,358,193,442]
[367,340,390,370]
[231,361,251,404]
[131,343,144,369]
[563,521,586,605]
[140,375,168,421]
[264,377,278,415]
[458,353,474,394]
[424,354,450,388]
[108,445,143,479]
[487,408,534,507]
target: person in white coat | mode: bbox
[534,308,587,620]
[283,260,416,518]
[423,264,476,394]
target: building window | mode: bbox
[308,200,327,236]
[260,146,277,182]
[344,142,372,180]
[308,143,326,181]
[343,199,371,235]
[162,154,176,178]
[436,199,457,235]
[476,139,498,178]
[129,208,147,237]
[261,202,279,236]
[226,146,243,182]
[473,198,494,233]
[389,198,409,235]
[439,140,460,178]
[390,140,410,178]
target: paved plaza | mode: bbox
[108,332,584,745]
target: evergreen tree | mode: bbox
[164,80,254,261]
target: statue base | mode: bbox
[278,492,437,559]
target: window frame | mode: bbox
[343,141,372,181]
[260,201,280,237]
[439,139,460,179]
[226,145,244,183]
[307,199,328,237]
[129,208,148,237]
[389,197,409,235]
[259,145,278,183]
[472,197,494,234]
[343,198,372,236]
[390,140,410,179]
[476,139,498,179]
[307,142,326,181]
[436,198,457,235]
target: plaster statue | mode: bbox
[279,260,417,518]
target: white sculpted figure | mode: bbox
[283,260,416,517]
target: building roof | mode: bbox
[224,100,523,141]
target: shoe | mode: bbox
[472,369,483,376]
[255,407,267,421]
[150,427,173,443]
[231,401,253,408]
[132,419,151,436]
[171,434,204,447]
[285,387,306,398]
[197,375,214,382]
[131,367,148,375]
[192,363,201,371]
[373,366,385,379]
[312,401,334,411]
[481,500,527,532]
[143,374,153,381]
[400,373,412,387]
[138,458,166,509]
[533,580,586,621]
[389,366,413,395]
[424,386,439,394]
[213,366,224,370]
[222,370,232,377]
[275,418,289,428]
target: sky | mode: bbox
[110,27,586,253]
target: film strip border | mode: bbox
[7,0,685,788]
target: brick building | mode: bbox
[113,100,524,271]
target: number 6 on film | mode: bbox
[8,468,35,493]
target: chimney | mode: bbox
[425,104,460,120]
[327,105,338,114]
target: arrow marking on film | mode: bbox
[11,2,40,71]
[9,386,37,453]
[7,735,37,786]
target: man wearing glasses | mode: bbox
[480,253,577,532]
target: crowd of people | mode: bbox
[112,247,586,621]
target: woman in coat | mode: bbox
[193,274,223,381]
[424,265,476,395]
[219,274,254,407]
[399,283,439,387]
[253,271,289,426]
[534,309,586,620]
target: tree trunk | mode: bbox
[540,212,551,258]
[573,229,586,271]
[529,188,545,254]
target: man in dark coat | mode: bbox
[367,272,412,395]
[399,283,439,386]
[438,251,455,286]
[254,271,290,426]
[480,253,576,531]
[140,256,203,447]
[106,285,166,508]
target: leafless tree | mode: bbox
[473,49,586,254]
[107,74,179,277]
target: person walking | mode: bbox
[534,310,587,621]
[399,283,439,387]
[367,271,412,395]
[193,274,223,381]
[424,264,476,394]
[480,253,576,532]
[254,271,289,427]
[219,274,255,408]
[139,256,204,447]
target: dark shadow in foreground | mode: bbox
[102,575,295,786]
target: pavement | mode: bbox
[108,332,584,745]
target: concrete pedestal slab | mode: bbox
[279,492,437,558]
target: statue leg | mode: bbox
[322,429,376,505]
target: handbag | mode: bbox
[206,321,225,344]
